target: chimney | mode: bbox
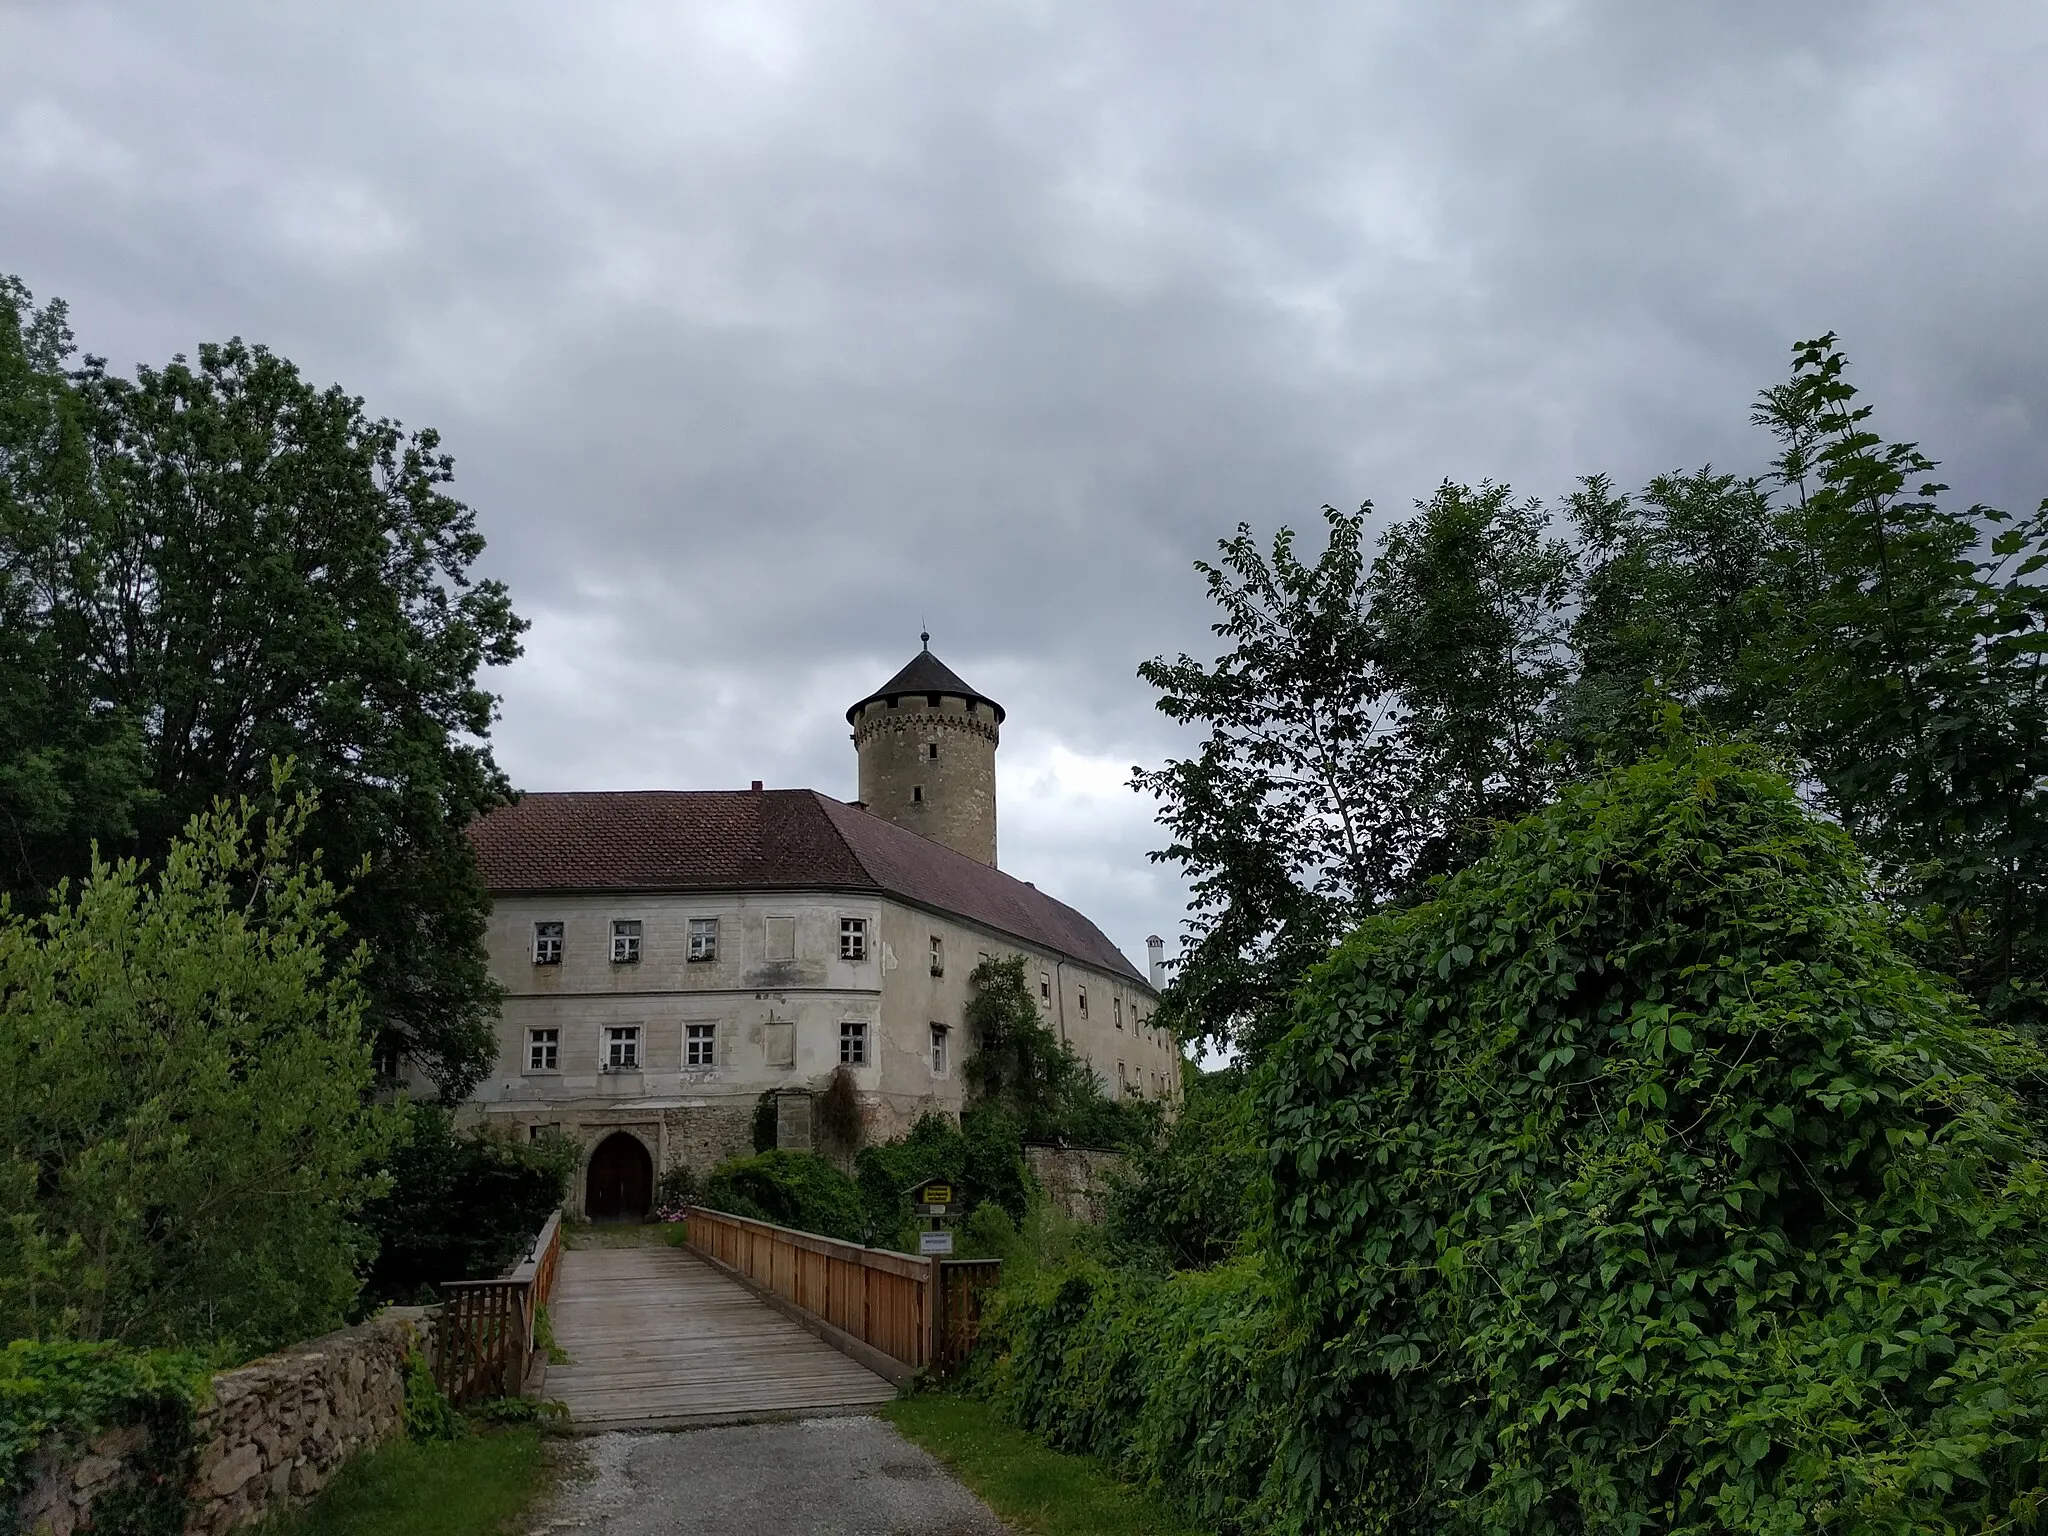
[750,780,764,793]
[1147,935,1166,990]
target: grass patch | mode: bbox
[883,1393,1203,1536]
[256,1430,548,1536]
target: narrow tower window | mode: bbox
[911,785,924,803]
[926,742,939,759]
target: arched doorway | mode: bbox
[585,1133,653,1222]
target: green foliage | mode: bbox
[0,277,525,1100]
[0,781,398,1354]
[750,1090,778,1154]
[1144,336,2048,1054]
[816,1065,864,1155]
[1135,492,1573,1057]
[358,1108,572,1308]
[460,1396,566,1430]
[0,1339,209,1536]
[972,1255,1304,1534]
[964,956,1157,1147]
[855,1106,1031,1252]
[653,1163,700,1222]
[1265,739,2048,1533]
[700,1151,866,1243]
[400,1352,460,1444]
[1102,1067,1266,1272]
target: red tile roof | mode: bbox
[468,788,1147,987]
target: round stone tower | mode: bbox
[847,637,1004,866]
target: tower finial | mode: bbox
[920,625,930,651]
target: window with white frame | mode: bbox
[610,919,642,964]
[840,1019,869,1066]
[840,917,868,962]
[1039,972,1051,1003]
[1114,997,1123,1030]
[1078,986,1089,1018]
[929,934,944,976]
[930,1023,949,1076]
[373,1037,403,1080]
[526,1028,559,1072]
[532,921,564,965]
[604,1026,641,1070]
[688,917,719,961]
[764,915,796,961]
[685,1022,717,1068]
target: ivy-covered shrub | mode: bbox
[854,1106,1031,1252]
[0,1340,209,1536]
[1103,1064,1266,1271]
[700,1151,866,1242]
[973,1254,1305,1532]
[1266,740,2048,1533]
[357,1106,574,1307]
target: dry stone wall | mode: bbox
[1024,1145,1127,1223]
[14,1309,430,1536]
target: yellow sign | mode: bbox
[916,1181,954,1207]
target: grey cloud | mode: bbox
[5,0,2046,971]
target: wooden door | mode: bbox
[586,1132,652,1221]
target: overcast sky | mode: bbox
[4,1,2045,984]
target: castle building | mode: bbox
[458,643,1174,1220]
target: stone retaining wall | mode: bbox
[1024,1145,1126,1223]
[15,1309,431,1536]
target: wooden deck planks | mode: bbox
[544,1240,897,1429]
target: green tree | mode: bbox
[1266,737,2048,1534]
[963,955,1150,1145]
[0,278,525,1097]
[1136,492,1572,1056]
[0,777,400,1355]
[1132,508,1411,1055]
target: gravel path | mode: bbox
[533,1415,1013,1536]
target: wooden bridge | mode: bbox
[447,1209,1000,1431]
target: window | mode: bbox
[930,1023,949,1076]
[688,917,719,961]
[685,1022,717,1068]
[1078,986,1089,1018]
[764,915,795,961]
[1116,1061,1127,1095]
[911,785,924,804]
[764,1020,796,1067]
[532,921,564,965]
[840,916,868,962]
[926,742,939,760]
[1114,997,1123,1030]
[604,1026,641,1070]
[929,934,944,976]
[372,1037,403,1080]
[526,1028,559,1072]
[840,1019,869,1066]
[1039,972,1051,1003]
[610,919,642,965]
[530,1123,560,1142]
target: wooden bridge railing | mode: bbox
[434,1208,562,1406]
[683,1206,996,1377]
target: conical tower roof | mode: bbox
[845,640,1005,724]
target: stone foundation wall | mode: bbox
[1025,1145,1127,1223]
[14,1309,430,1536]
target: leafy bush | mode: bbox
[972,1255,1304,1533]
[400,1350,461,1444]
[0,783,398,1355]
[751,1091,778,1154]
[964,956,1160,1148]
[358,1108,574,1307]
[700,1151,866,1242]
[1103,1065,1266,1271]
[855,1106,1031,1252]
[1266,739,2048,1533]
[0,1339,210,1536]
[654,1163,700,1223]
